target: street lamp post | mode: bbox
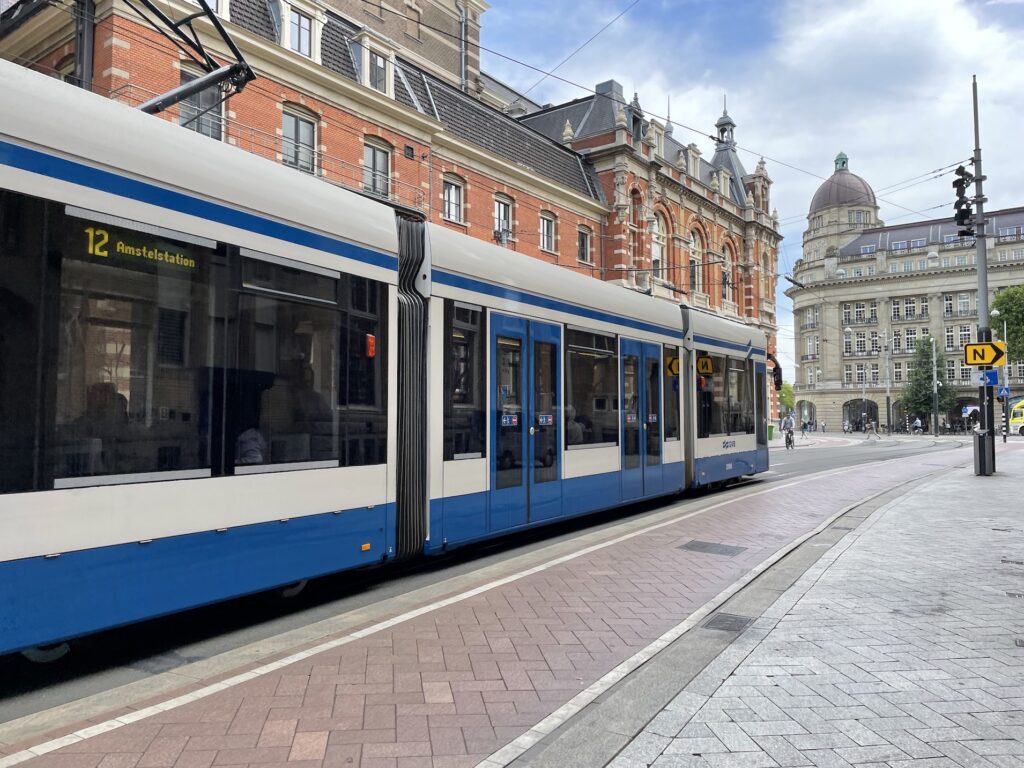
[932,337,940,437]
[992,308,1009,443]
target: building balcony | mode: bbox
[800,353,820,362]
[722,300,740,316]
[799,321,819,330]
[691,292,711,309]
[944,309,977,318]
[109,83,426,212]
[943,239,975,249]
[890,314,930,324]
[996,232,1023,244]
[843,349,879,358]
[843,316,878,326]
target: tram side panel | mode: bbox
[0,183,399,654]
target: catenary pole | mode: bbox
[971,75,994,474]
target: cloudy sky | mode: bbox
[479,0,1024,379]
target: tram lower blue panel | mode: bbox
[0,505,391,656]
[756,447,769,473]
[563,470,622,517]
[693,451,759,487]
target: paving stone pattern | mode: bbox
[0,451,969,768]
[613,447,1024,768]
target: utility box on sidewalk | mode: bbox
[974,431,994,475]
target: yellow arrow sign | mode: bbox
[696,356,714,375]
[964,341,1006,367]
[666,356,680,376]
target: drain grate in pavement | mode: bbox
[704,613,755,632]
[1002,559,1024,566]
[679,540,748,557]
[1007,592,1024,599]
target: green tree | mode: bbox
[901,336,957,424]
[990,285,1024,363]
[778,382,795,415]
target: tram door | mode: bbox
[490,314,562,531]
[621,340,662,500]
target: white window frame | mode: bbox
[362,140,391,199]
[442,175,464,223]
[279,0,324,63]
[539,212,556,254]
[494,196,513,244]
[577,227,593,264]
[354,31,396,98]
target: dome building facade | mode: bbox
[787,153,1024,434]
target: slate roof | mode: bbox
[224,0,602,201]
[478,72,542,114]
[521,80,749,207]
[838,206,1024,257]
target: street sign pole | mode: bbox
[970,76,994,475]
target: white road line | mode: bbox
[474,467,956,768]
[1,460,915,766]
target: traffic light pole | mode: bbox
[971,76,995,475]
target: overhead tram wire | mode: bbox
[42,0,942,227]
[505,0,643,112]
[36,0,951,247]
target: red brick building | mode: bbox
[0,0,780,410]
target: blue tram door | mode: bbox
[490,314,562,531]
[620,340,662,501]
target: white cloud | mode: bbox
[483,0,1024,382]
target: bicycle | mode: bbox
[785,429,795,450]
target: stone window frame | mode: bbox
[539,211,557,254]
[442,173,465,224]
[278,0,325,64]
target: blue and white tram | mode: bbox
[0,61,768,656]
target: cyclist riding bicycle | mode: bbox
[781,414,796,450]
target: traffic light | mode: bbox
[953,165,975,235]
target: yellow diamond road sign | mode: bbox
[964,341,1006,367]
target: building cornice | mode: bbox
[432,131,608,215]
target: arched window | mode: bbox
[722,245,734,302]
[689,231,704,294]
[651,215,666,279]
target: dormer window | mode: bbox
[290,10,312,56]
[353,31,396,98]
[274,0,323,62]
[188,0,228,20]
[369,50,387,92]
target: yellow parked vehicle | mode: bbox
[1010,400,1024,436]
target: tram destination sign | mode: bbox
[964,341,1006,367]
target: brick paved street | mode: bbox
[0,447,982,768]
[612,445,1024,768]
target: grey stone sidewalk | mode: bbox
[612,446,1024,768]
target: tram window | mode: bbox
[52,210,218,486]
[443,301,485,460]
[0,191,47,493]
[726,358,755,435]
[696,350,727,437]
[565,330,618,447]
[664,346,680,441]
[234,289,339,470]
[339,276,388,466]
[742,359,756,434]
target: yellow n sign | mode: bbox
[696,356,714,375]
[964,341,1006,367]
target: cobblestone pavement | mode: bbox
[613,445,1024,768]
[0,449,975,768]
